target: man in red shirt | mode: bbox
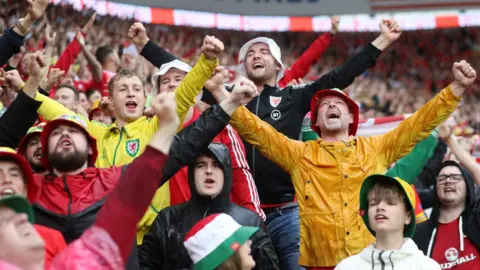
[0,147,66,268]
[414,160,480,269]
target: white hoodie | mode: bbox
[335,238,441,270]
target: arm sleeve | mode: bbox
[51,37,82,73]
[417,140,448,188]
[146,54,219,134]
[0,28,24,66]
[279,33,332,87]
[138,213,166,269]
[299,44,381,114]
[33,93,105,138]
[230,106,305,176]
[140,40,178,68]
[94,146,168,262]
[386,133,438,184]
[0,91,41,148]
[161,104,231,181]
[222,125,265,220]
[368,85,461,169]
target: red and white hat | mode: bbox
[184,213,259,270]
[309,88,360,137]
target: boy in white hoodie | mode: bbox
[335,175,440,270]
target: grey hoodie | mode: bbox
[335,238,440,270]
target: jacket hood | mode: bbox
[430,160,476,226]
[359,238,425,267]
[187,143,232,212]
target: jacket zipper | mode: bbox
[62,175,73,216]
[252,92,262,179]
[112,128,124,166]
[204,206,210,218]
[378,250,386,270]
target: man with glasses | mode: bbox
[414,160,480,269]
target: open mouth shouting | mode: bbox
[33,149,43,160]
[252,62,265,70]
[326,110,341,120]
[125,101,138,112]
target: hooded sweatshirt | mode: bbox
[335,238,441,270]
[413,161,480,265]
[138,143,279,270]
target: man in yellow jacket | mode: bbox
[28,35,223,169]
[210,61,476,268]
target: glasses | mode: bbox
[436,174,464,184]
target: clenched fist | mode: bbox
[5,70,25,92]
[229,77,259,106]
[379,19,402,42]
[27,52,47,79]
[201,36,224,60]
[330,16,340,35]
[26,0,48,21]
[151,92,179,127]
[128,22,149,49]
[453,60,476,89]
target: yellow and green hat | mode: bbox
[17,123,46,156]
[359,175,416,238]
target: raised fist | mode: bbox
[330,16,340,35]
[128,22,149,48]
[45,68,65,89]
[205,66,229,92]
[201,36,224,60]
[452,60,476,89]
[26,0,48,21]
[229,77,258,106]
[5,70,25,92]
[151,92,179,127]
[379,19,402,42]
[27,52,47,78]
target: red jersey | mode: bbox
[432,218,480,269]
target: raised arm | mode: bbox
[280,16,339,87]
[441,124,480,185]
[92,92,178,263]
[370,61,476,168]
[146,36,222,134]
[299,18,401,113]
[129,22,177,68]
[385,132,438,184]
[0,0,48,65]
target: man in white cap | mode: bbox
[201,19,402,269]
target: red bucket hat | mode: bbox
[17,122,46,156]
[0,147,34,186]
[40,115,98,171]
[310,89,360,137]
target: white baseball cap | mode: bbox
[151,59,192,91]
[238,37,285,84]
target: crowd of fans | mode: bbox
[0,0,479,270]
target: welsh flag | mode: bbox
[357,114,412,137]
[301,112,412,141]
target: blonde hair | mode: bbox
[217,251,242,270]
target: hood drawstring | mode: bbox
[371,250,375,270]
[459,216,464,252]
[427,228,437,257]
[388,251,394,270]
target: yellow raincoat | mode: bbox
[229,85,461,267]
